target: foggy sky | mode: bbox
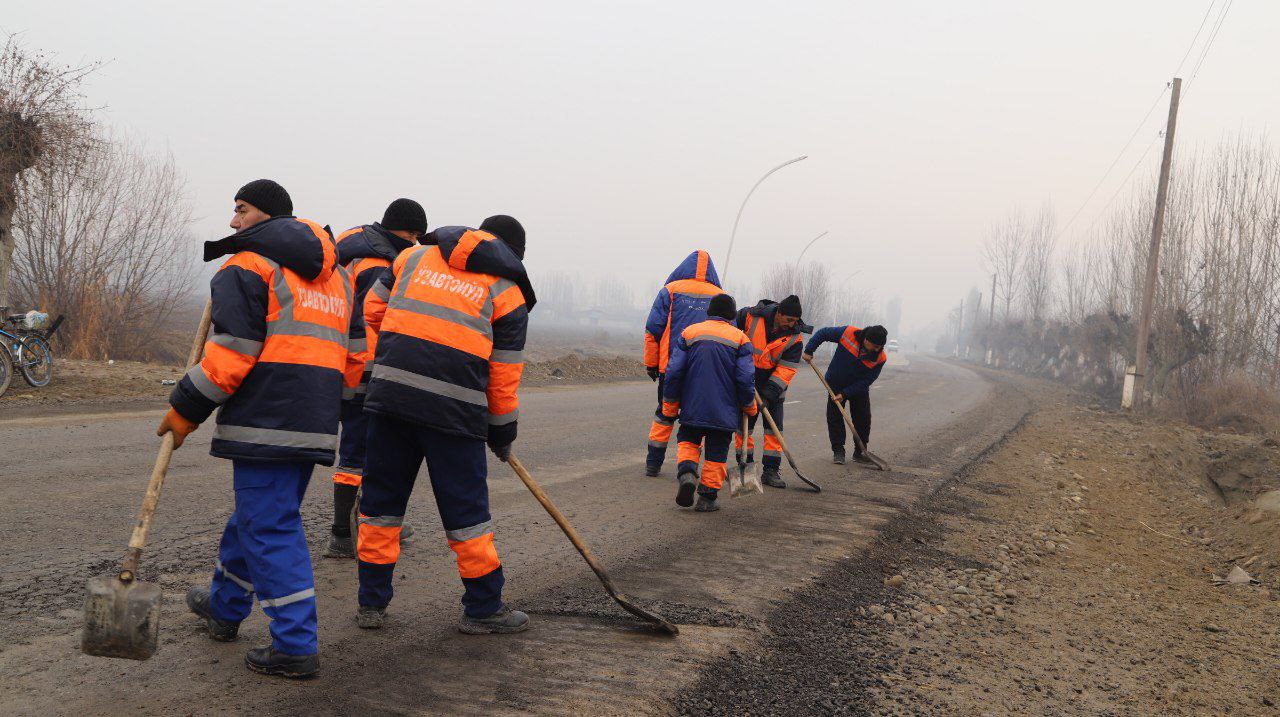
[5,1,1273,334]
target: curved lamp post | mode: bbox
[721,155,807,283]
[795,230,829,268]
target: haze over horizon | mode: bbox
[5,1,1270,335]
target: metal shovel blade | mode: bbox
[730,459,763,498]
[82,575,161,660]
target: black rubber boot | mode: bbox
[186,587,240,642]
[332,482,358,535]
[645,464,661,477]
[761,469,787,489]
[676,471,697,507]
[458,606,529,634]
[833,450,846,465]
[324,533,355,559]
[694,491,721,512]
[357,605,385,630]
[245,646,319,678]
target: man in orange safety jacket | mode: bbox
[735,294,807,489]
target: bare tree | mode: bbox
[0,34,100,310]
[981,210,1027,319]
[1021,202,1057,322]
[760,261,833,325]
[11,135,195,360]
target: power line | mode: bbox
[1184,0,1233,96]
[1080,133,1162,238]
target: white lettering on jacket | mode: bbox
[296,286,347,317]
[411,267,485,304]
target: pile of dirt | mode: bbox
[523,352,646,386]
[0,358,183,408]
[865,394,1280,715]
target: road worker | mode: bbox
[735,294,807,489]
[803,324,888,464]
[642,250,722,477]
[159,179,351,679]
[659,293,756,512]
[355,215,535,635]
[325,199,427,559]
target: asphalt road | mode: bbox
[0,353,1018,715]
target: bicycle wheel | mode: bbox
[17,334,52,387]
[0,347,11,397]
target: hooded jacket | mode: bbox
[363,226,534,442]
[335,223,414,401]
[736,299,808,397]
[170,216,353,465]
[804,325,887,397]
[661,317,756,432]
[644,250,722,373]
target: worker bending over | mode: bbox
[326,199,427,558]
[160,179,351,678]
[356,216,534,635]
[659,294,756,512]
[735,295,806,488]
[803,324,888,464]
[642,250,722,477]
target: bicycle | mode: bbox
[0,312,62,396]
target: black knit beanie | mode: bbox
[777,294,803,318]
[479,214,526,260]
[863,325,888,346]
[708,293,737,321]
[234,179,292,217]
[381,198,427,234]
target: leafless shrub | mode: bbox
[11,135,196,360]
[760,261,833,325]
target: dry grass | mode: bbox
[1160,371,1280,436]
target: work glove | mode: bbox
[646,366,660,382]
[742,400,758,417]
[156,407,198,449]
[802,352,814,363]
[487,421,517,462]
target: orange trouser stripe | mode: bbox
[334,471,362,486]
[448,533,501,579]
[701,461,727,490]
[734,432,755,450]
[357,520,401,565]
[649,421,673,443]
[676,441,701,464]
[763,434,782,452]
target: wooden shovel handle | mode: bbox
[121,300,212,580]
[753,389,794,457]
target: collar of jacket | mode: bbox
[337,222,411,264]
[426,225,538,311]
[203,216,336,281]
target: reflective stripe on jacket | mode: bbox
[170,217,352,465]
[737,300,804,393]
[363,226,531,440]
[336,223,414,401]
[643,250,722,373]
[661,317,756,432]
[804,324,887,396]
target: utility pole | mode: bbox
[1125,77,1182,411]
[969,292,982,359]
[954,298,964,357]
[986,272,996,365]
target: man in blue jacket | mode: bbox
[660,294,757,512]
[803,324,888,465]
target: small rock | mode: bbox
[1004,589,1018,599]
[886,574,904,588]
[1204,623,1226,633]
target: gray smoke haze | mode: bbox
[6,1,1273,335]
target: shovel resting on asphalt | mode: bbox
[753,389,821,492]
[507,454,679,636]
[805,358,891,471]
[82,300,212,660]
[729,412,763,498]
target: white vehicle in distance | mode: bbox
[886,339,900,353]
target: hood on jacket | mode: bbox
[744,299,812,335]
[336,222,413,265]
[665,250,721,287]
[427,225,538,311]
[204,216,337,281]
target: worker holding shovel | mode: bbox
[659,294,757,512]
[735,295,808,488]
[158,180,352,678]
[802,324,888,465]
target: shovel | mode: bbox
[507,454,679,635]
[754,389,821,492]
[82,300,212,660]
[805,358,891,471]
[729,412,763,498]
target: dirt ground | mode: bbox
[862,380,1280,716]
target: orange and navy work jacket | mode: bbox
[363,226,534,441]
[170,217,353,465]
[335,223,414,402]
[736,300,805,395]
[803,325,887,396]
[660,317,757,432]
[644,250,722,373]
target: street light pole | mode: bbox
[722,155,807,283]
[795,230,829,268]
